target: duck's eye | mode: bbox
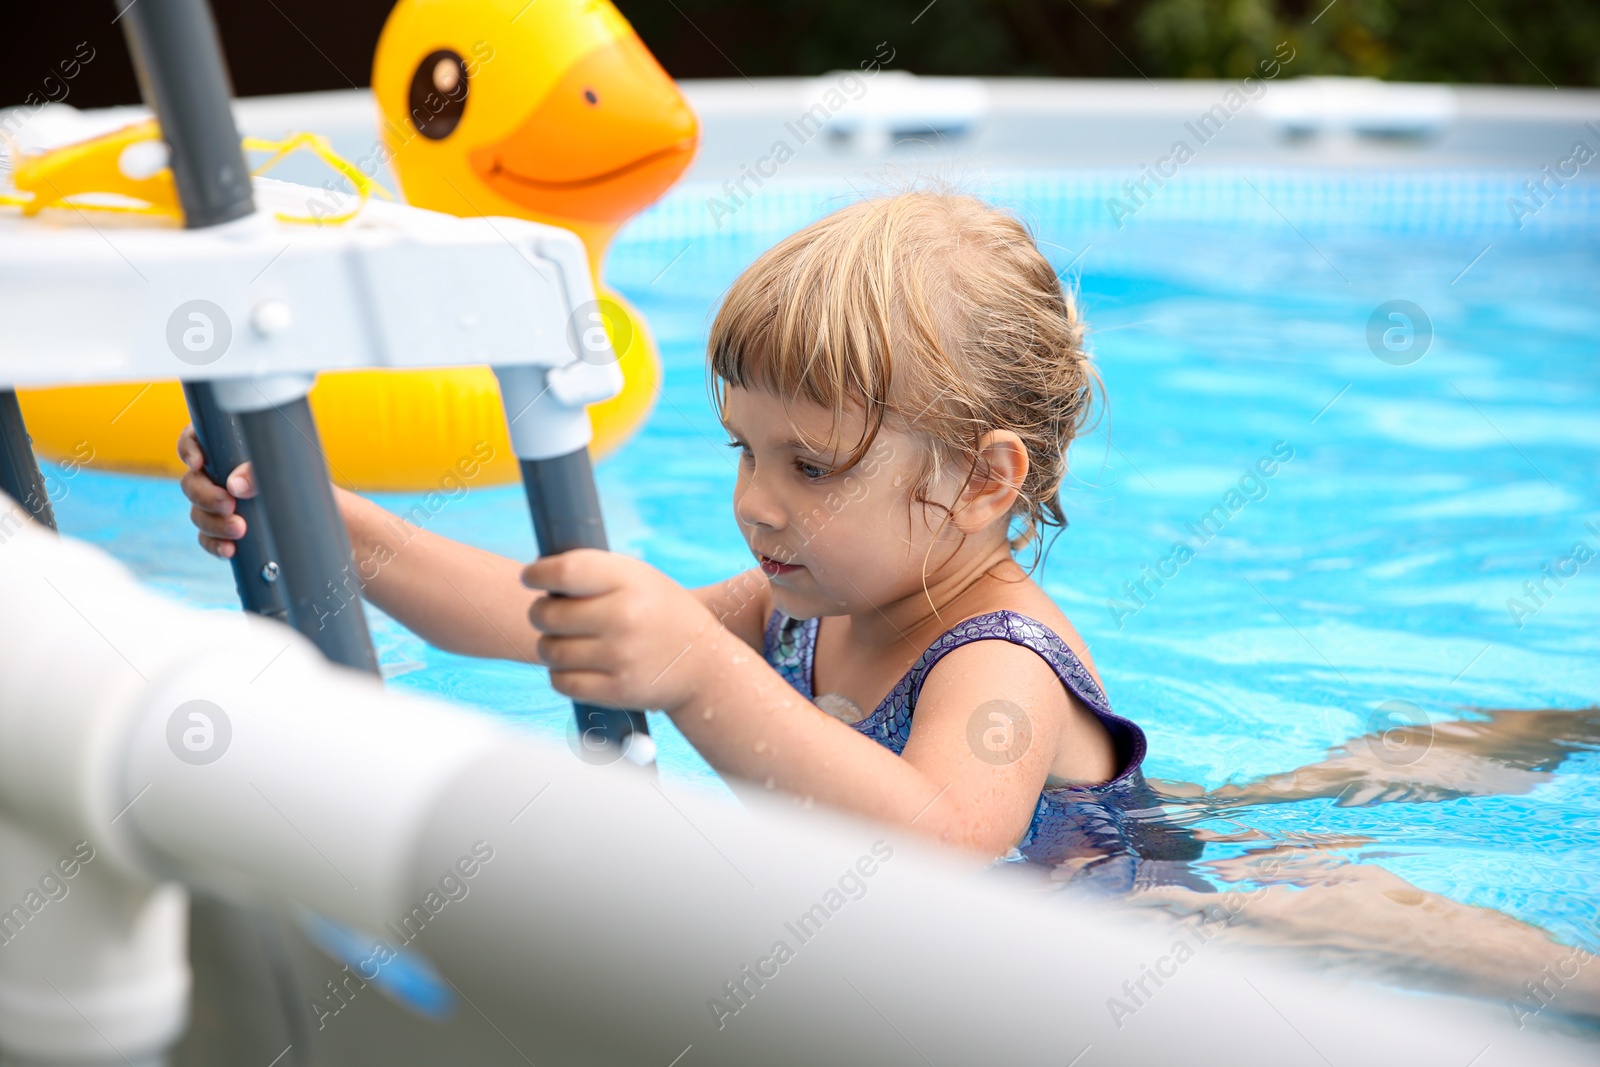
[409,50,469,140]
[583,88,599,105]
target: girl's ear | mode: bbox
[952,430,1029,533]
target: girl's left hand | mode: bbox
[522,549,721,712]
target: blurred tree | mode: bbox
[1129,0,1600,85]
[616,0,1600,86]
[1381,0,1600,86]
[3,0,1593,111]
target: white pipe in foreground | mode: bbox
[0,493,1592,1066]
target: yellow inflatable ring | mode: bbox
[16,291,658,490]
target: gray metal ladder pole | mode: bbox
[0,390,56,531]
[113,3,367,1065]
[116,0,375,673]
[231,398,377,672]
[519,448,652,751]
[182,382,289,622]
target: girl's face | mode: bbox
[721,384,964,620]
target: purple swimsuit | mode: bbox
[763,608,1164,877]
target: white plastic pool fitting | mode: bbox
[807,71,990,152]
[493,233,624,462]
[1257,76,1458,139]
[0,822,186,1067]
[0,182,595,393]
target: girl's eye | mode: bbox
[725,439,753,461]
[796,460,829,480]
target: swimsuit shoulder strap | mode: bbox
[899,610,1114,717]
[763,608,1146,782]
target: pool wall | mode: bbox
[12,75,1591,193]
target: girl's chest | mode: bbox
[807,616,923,725]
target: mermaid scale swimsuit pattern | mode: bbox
[763,608,1189,887]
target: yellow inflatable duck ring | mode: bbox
[17,0,697,489]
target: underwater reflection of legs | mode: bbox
[1122,840,1600,1025]
[1105,708,1600,1024]
[1152,706,1600,808]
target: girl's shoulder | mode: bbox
[905,597,1139,787]
[693,567,774,654]
[913,607,1108,722]
[949,577,1105,694]
[1020,605,1103,693]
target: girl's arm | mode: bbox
[668,627,1070,856]
[180,425,764,666]
[335,486,545,663]
[342,490,775,664]
[525,550,1069,857]
[179,425,541,662]
[685,566,772,654]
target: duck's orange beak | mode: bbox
[470,36,697,225]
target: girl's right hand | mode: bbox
[177,423,256,560]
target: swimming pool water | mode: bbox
[47,169,1600,955]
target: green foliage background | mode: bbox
[615,0,1598,87]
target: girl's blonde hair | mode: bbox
[709,189,1099,563]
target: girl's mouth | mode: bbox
[758,554,802,577]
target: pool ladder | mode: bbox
[0,0,649,1061]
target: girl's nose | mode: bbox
[733,470,786,532]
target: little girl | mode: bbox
[179,190,1150,867]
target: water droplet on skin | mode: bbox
[731,653,748,665]
[754,740,768,754]
[802,795,814,809]
[764,777,776,789]
[892,474,905,487]
[702,707,715,721]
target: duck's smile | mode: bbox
[478,139,696,193]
